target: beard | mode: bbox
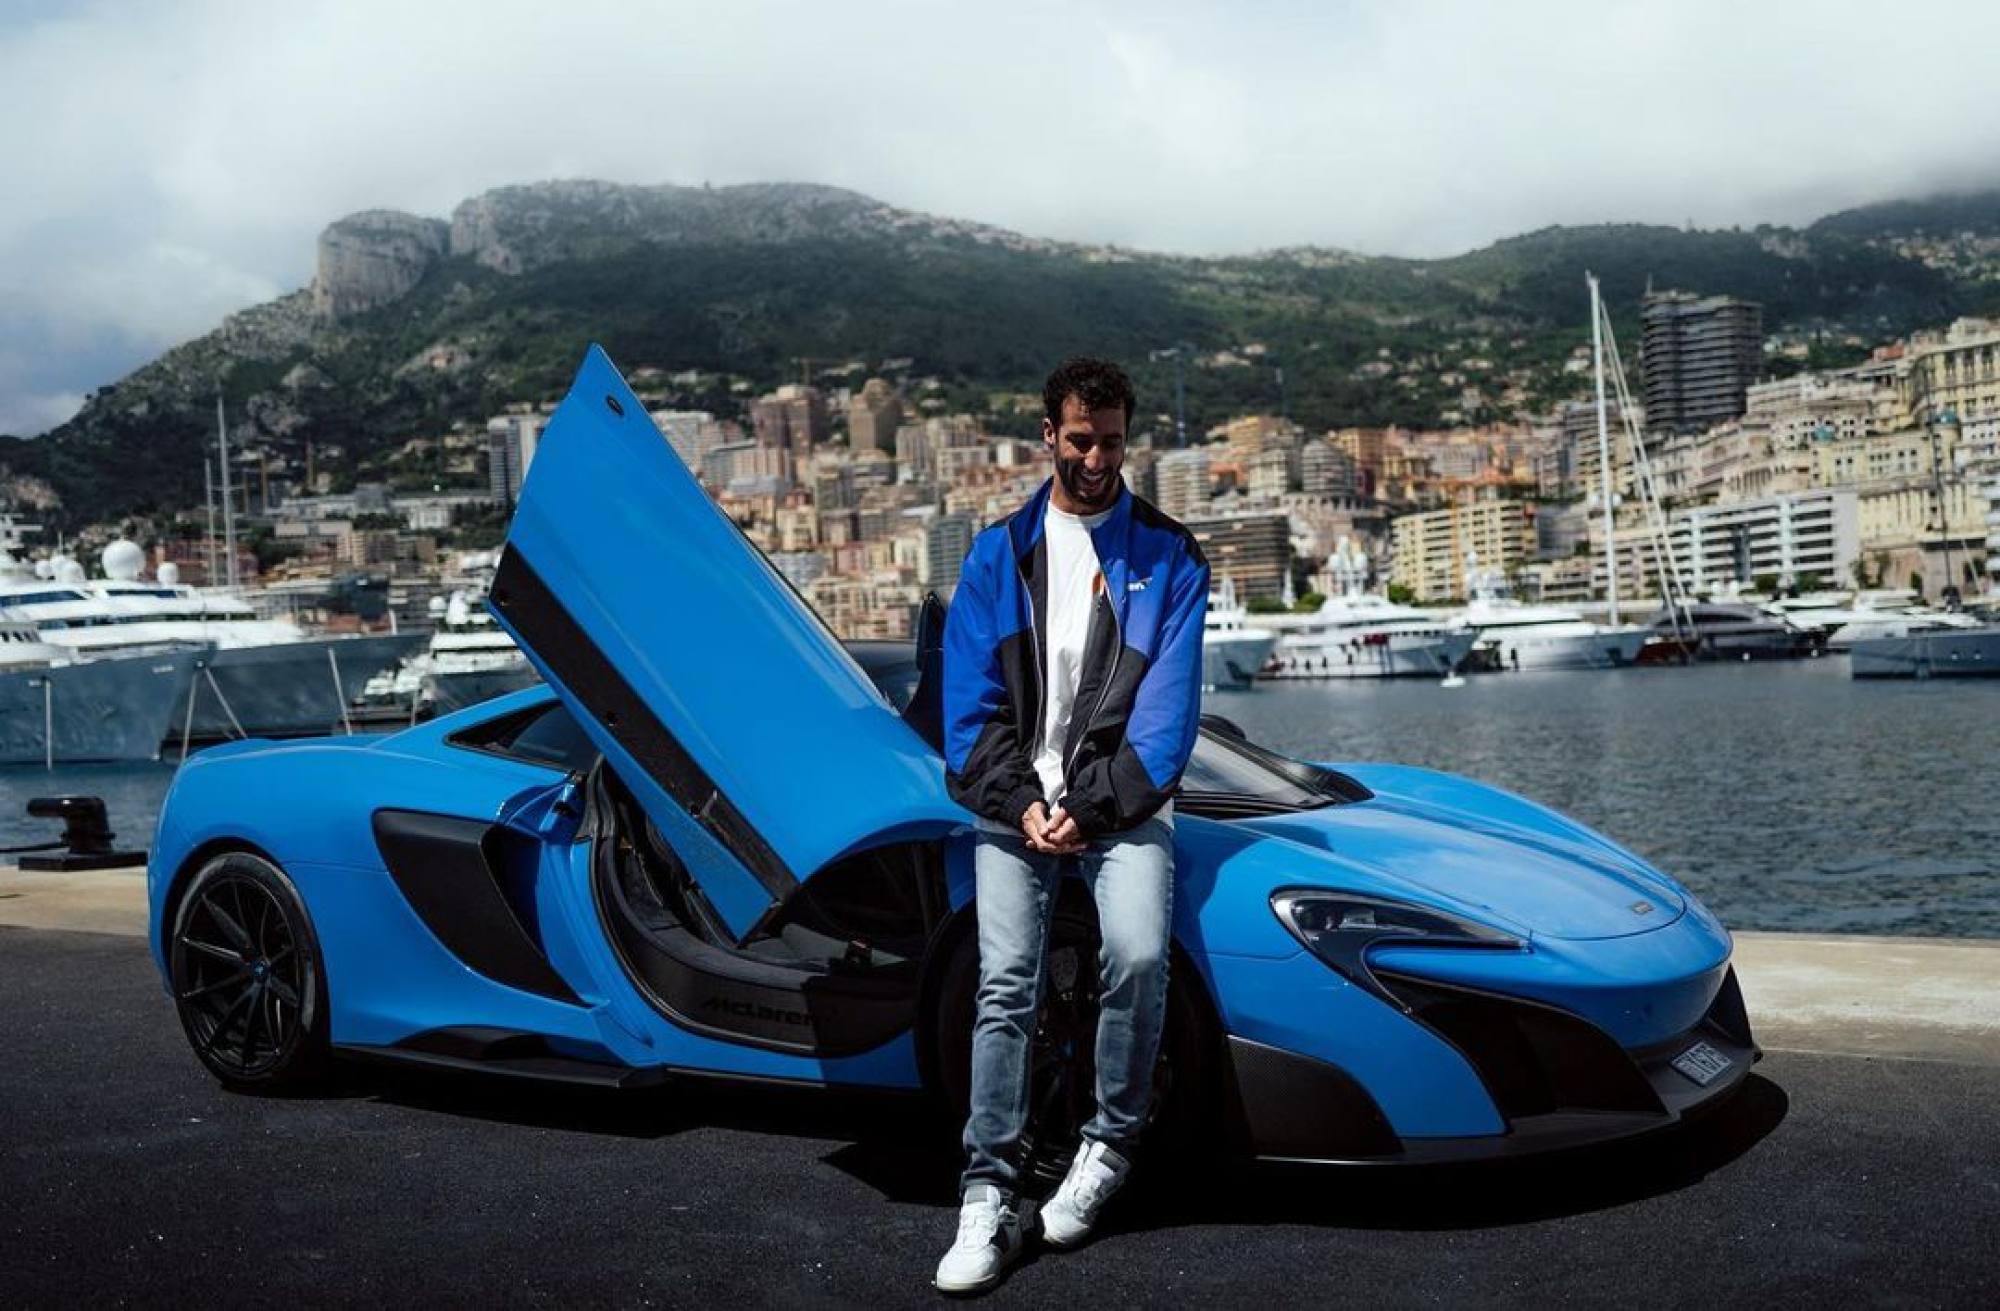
[1056,456,1119,511]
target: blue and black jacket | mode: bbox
[942,479,1210,837]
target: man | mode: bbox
[933,357,1209,1293]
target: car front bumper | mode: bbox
[1221,965,1760,1164]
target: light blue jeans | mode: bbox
[960,816,1174,1195]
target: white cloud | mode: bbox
[3,0,2000,432]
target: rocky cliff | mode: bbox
[312,210,451,320]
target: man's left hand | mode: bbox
[1042,806,1087,853]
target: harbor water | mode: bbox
[2,660,1994,938]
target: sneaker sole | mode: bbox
[1039,1222,1092,1251]
[933,1239,1022,1295]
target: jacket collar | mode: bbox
[1007,477,1133,566]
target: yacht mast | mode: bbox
[1599,304,1694,638]
[217,393,240,587]
[1589,272,1619,625]
[203,458,218,585]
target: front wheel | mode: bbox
[168,851,329,1090]
[931,899,1216,1189]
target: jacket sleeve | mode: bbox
[941,541,1044,828]
[1060,549,1209,836]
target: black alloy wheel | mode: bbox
[169,852,328,1090]
[934,899,1215,1190]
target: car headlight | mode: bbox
[1271,890,1524,1011]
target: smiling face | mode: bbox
[1043,393,1127,514]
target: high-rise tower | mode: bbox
[1640,292,1764,435]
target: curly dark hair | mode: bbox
[1042,356,1136,427]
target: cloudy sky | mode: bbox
[4,0,1999,436]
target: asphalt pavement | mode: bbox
[3,925,1997,1308]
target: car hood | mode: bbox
[1238,793,1686,942]
[489,347,962,945]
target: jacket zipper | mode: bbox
[1063,575,1122,793]
[1018,548,1048,759]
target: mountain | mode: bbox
[1808,190,2000,240]
[6,181,2000,530]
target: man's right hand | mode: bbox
[1021,801,1052,850]
[1021,801,1085,855]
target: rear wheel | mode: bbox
[932,898,1216,1190]
[168,852,329,1090]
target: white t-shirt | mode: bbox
[1017,501,1172,832]
[1032,502,1111,803]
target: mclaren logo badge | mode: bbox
[1630,900,1655,916]
[702,996,813,1028]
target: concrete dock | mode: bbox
[0,861,150,938]
[4,861,1997,1307]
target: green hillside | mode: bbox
[5,182,1999,531]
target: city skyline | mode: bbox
[20,291,1992,650]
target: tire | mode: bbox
[931,895,1216,1190]
[168,851,330,1091]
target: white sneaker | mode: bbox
[933,1183,1024,1294]
[1038,1140,1131,1249]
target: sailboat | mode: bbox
[1582,274,1701,663]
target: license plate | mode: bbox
[1671,1040,1732,1087]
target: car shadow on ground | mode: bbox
[827,1073,1793,1230]
[314,1059,1788,1232]
[1123,1074,1793,1233]
[317,1056,957,1147]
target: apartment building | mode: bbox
[1640,292,1764,434]
[1671,489,1860,593]
[1389,500,1536,602]
[1184,512,1292,601]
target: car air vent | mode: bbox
[1177,791,1302,821]
[1375,970,1664,1120]
[1304,766,1372,804]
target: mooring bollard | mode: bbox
[13,796,147,871]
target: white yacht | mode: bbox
[362,588,539,717]
[1850,624,2000,678]
[1761,591,1866,642]
[1823,590,1985,651]
[1263,594,1476,679]
[1451,559,1647,671]
[424,590,540,713]
[1261,540,1475,680]
[0,603,203,765]
[1202,576,1277,690]
[0,539,421,740]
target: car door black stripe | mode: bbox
[491,547,796,905]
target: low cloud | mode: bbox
[4,0,2000,433]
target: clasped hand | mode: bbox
[1020,800,1086,854]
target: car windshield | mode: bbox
[1179,731,1333,809]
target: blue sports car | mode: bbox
[148,347,1757,1175]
